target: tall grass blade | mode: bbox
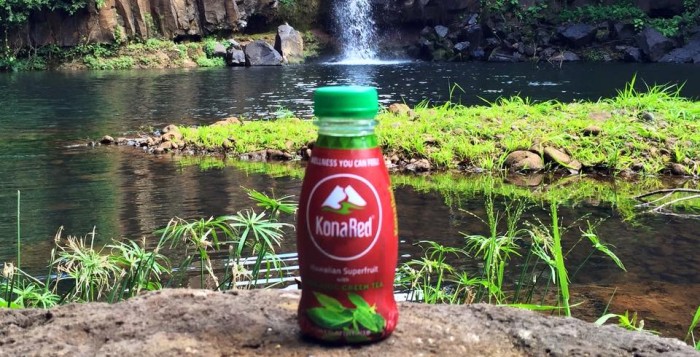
[686,305,700,348]
[550,201,571,317]
[17,190,20,270]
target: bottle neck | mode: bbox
[315,118,378,149]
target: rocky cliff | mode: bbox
[7,0,698,64]
[11,0,282,47]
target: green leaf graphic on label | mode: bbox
[307,307,354,329]
[314,292,345,312]
[307,291,386,336]
[348,293,371,310]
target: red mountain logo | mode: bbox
[321,185,367,215]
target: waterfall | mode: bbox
[333,0,379,63]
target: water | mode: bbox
[0,62,699,338]
[333,0,379,62]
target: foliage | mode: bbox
[687,305,700,350]
[83,55,134,70]
[0,188,296,308]
[195,55,225,67]
[276,0,321,30]
[560,4,646,24]
[396,196,626,317]
[559,2,699,37]
[596,310,657,334]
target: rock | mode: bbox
[406,159,431,172]
[1,289,695,356]
[488,48,519,62]
[267,149,293,161]
[543,147,576,169]
[435,25,449,39]
[161,131,183,142]
[558,23,597,48]
[612,22,636,41]
[225,39,245,66]
[561,51,580,62]
[212,116,242,126]
[158,141,174,151]
[240,149,268,161]
[100,135,115,145]
[670,163,690,176]
[660,39,700,63]
[162,124,179,134]
[504,151,544,172]
[226,47,246,66]
[212,42,227,58]
[275,24,304,64]
[388,103,411,115]
[582,126,602,137]
[454,41,471,54]
[617,46,644,62]
[7,0,285,47]
[244,40,284,66]
[636,27,675,62]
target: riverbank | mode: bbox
[101,80,700,178]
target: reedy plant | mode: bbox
[397,195,627,319]
[686,305,700,350]
[52,227,122,302]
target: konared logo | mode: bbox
[321,185,366,215]
[306,174,382,261]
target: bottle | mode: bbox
[296,86,399,343]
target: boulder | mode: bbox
[244,40,284,66]
[406,158,431,172]
[211,42,228,58]
[561,51,580,62]
[227,48,247,66]
[660,39,700,63]
[2,289,694,356]
[636,27,675,62]
[435,25,450,39]
[100,135,115,145]
[544,147,581,171]
[558,23,597,48]
[488,48,519,62]
[274,24,304,64]
[504,151,544,172]
[225,39,245,66]
[617,46,644,62]
[612,22,636,41]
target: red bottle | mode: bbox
[296,86,399,343]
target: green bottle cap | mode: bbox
[314,86,379,119]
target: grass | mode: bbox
[175,81,700,176]
[0,187,297,307]
[396,195,627,318]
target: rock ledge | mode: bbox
[0,289,696,356]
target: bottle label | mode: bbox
[297,147,398,343]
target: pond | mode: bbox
[0,62,698,339]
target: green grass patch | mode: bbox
[177,82,700,176]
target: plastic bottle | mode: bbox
[296,86,399,343]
